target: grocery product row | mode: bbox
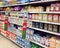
[0,0,58,7]
[0,12,60,26]
[32,22,60,33]
[0,22,60,48]
[0,2,60,12]
[28,14,60,23]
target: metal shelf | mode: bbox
[28,27,60,36]
[0,11,60,14]
[0,32,24,48]
[31,40,48,48]
[0,0,59,7]
[31,20,60,25]
[29,12,60,14]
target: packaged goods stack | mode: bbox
[0,0,60,48]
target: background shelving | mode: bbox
[0,0,60,48]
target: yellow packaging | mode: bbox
[9,0,17,4]
[50,37,56,48]
[46,6,50,12]
[39,6,44,12]
[56,38,60,48]
[6,7,11,11]
[0,2,3,6]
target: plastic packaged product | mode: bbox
[51,3,56,12]
[30,29,34,35]
[16,29,20,36]
[32,22,36,28]
[10,33,17,41]
[25,0,30,2]
[17,0,21,4]
[32,14,35,20]
[52,25,58,32]
[44,36,50,47]
[25,40,31,48]
[53,14,59,23]
[26,28,29,34]
[28,14,32,20]
[55,3,60,12]
[14,6,21,11]
[48,24,53,31]
[21,0,26,3]
[44,24,48,30]
[39,23,44,29]
[0,2,3,6]
[28,28,31,35]
[4,17,9,31]
[33,34,37,41]
[35,22,40,28]
[40,37,45,45]
[22,30,26,39]
[46,6,50,12]
[31,43,39,48]
[6,7,11,11]
[29,35,33,41]
[56,38,60,48]
[39,14,43,21]
[28,21,32,27]
[36,34,41,43]
[35,14,39,20]
[26,34,29,40]
[48,14,53,22]
[50,36,56,48]
[43,14,48,21]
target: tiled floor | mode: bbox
[0,35,20,48]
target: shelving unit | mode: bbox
[0,0,60,48]
[28,27,60,36]
[0,11,60,14]
[30,20,60,25]
[0,32,24,48]
[0,0,59,7]
[30,40,48,48]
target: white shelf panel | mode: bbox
[0,11,25,13]
[0,32,24,48]
[29,27,60,36]
[31,20,60,25]
[0,11,60,14]
[29,12,60,14]
[0,0,59,7]
[31,40,48,48]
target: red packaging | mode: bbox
[53,14,59,22]
[48,14,53,22]
[6,31,11,37]
[1,29,7,35]
[10,33,17,41]
[22,21,27,30]
[51,3,56,12]
[55,3,60,12]
[9,32,12,38]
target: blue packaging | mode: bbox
[25,0,30,2]
[25,40,31,48]
[21,0,26,3]
[17,0,21,3]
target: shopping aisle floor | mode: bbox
[0,35,20,48]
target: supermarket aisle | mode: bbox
[0,35,20,48]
